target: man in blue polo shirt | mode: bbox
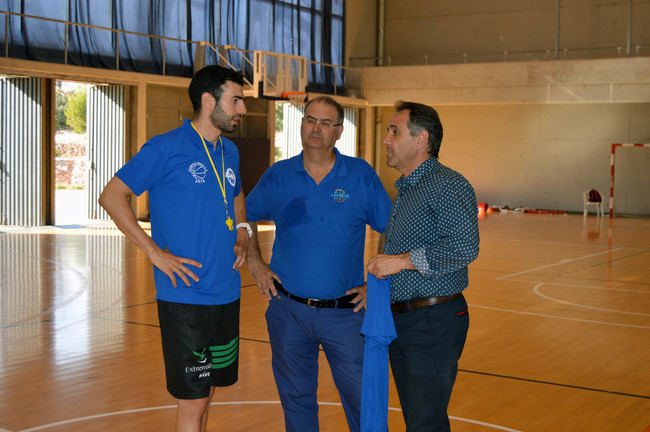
[99,65,251,432]
[246,96,392,431]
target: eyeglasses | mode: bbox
[302,115,342,128]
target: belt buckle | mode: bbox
[307,298,315,307]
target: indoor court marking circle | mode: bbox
[532,282,650,316]
[482,247,650,329]
[0,252,127,332]
[7,401,522,432]
[0,253,89,329]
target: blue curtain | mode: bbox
[0,0,345,90]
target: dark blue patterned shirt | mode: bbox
[384,158,480,302]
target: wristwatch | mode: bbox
[236,222,253,239]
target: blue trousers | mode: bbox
[389,295,469,432]
[266,294,365,432]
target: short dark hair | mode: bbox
[395,101,443,158]
[304,95,344,125]
[188,65,245,113]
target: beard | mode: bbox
[210,104,239,133]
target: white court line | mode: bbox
[496,248,623,280]
[15,401,521,432]
[17,405,177,432]
[391,406,524,432]
[533,283,650,317]
[508,278,650,294]
[470,303,650,330]
[448,416,521,432]
[1,255,129,343]
[486,248,650,327]
[0,254,89,329]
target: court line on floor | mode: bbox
[496,248,623,281]
[12,401,521,432]
[111,299,650,400]
[590,248,650,266]
[533,282,650,316]
[512,279,650,293]
[48,274,645,421]
[88,326,650,403]
[0,258,130,343]
[459,369,650,400]
[487,247,650,327]
[469,303,650,329]
[0,255,88,329]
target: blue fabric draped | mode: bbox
[0,0,344,90]
[361,274,397,432]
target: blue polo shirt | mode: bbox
[116,120,242,305]
[246,149,392,299]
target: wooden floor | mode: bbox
[1,213,649,432]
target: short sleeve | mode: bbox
[366,169,393,233]
[115,140,166,196]
[246,168,273,221]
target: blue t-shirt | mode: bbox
[116,120,242,305]
[246,149,392,299]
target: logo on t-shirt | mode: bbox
[189,162,207,183]
[331,188,350,203]
[225,168,236,187]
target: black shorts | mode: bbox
[158,299,240,400]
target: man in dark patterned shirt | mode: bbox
[368,101,480,432]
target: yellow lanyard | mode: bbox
[190,122,234,230]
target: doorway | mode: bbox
[54,81,89,226]
[53,81,126,226]
[0,77,126,227]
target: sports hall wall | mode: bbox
[346,0,650,215]
[374,101,650,214]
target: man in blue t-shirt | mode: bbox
[246,96,393,431]
[99,65,252,432]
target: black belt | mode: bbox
[273,280,356,309]
[391,293,462,313]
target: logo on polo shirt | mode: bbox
[189,162,207,183]
[225,167,236,187]
[331,188,350,203]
